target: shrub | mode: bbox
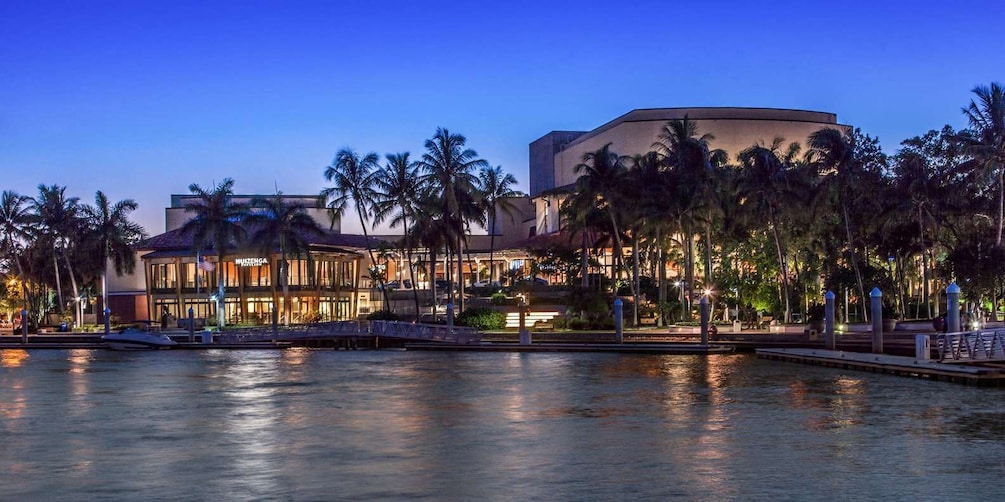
[568,317,590,330]
[367,310,401,321]
[490,292,509,305]
[456,307,506,330]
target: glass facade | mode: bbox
[146,253,362,324]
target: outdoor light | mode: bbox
[704,288,713,297]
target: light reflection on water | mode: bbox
[1,349,1005,500]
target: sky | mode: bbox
[2,0,1004,236]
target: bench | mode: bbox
[640,317,657,326]
[533,320,555,331]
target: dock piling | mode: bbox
[870,288,882,353]
[824,291,835,350]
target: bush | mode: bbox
[490,292,509,305]
[456,307,506,330]
[568,317,590,330]
[367,310,401,321]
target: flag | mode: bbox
[198,255,215,272]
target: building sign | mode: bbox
[235,257,269,267]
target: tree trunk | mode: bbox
[842,202,867,322]
[631,234,639,325]
[769,208,791,323]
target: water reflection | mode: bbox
[2,350,1005,500]
[1,349,29,367]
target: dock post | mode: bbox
[824,291,835,350]
[614,298,623,344]
[272,306,278,340]
[446,302,454,327]
[104,308,111,336]
[700,296,709,345]
[947,282,961,332]
[870,288,883,353]
[21,308,27,344]
[188,307,195,342]
[518,298,530,345]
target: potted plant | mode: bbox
[882,300,898,333]
[807,304,826,332]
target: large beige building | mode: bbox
[528,107,847,236]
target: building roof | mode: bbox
[562,107,842,152]
[136,225,380,255]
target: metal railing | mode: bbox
[369,320,482,344]
[217,321,364,343]
[936,329,1005,362]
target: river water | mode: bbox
[1,349,1004,501]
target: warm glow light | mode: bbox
[1,349,29,368]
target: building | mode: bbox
[109,194,375,325]
[528,107,847,237]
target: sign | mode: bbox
[235,257,269,267]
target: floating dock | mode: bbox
[757,348,1005,386]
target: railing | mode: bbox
[369,320,482,344]
[217,321,364,343]
[214,320,480,344]
[936,329,1005,362]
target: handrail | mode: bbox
[935,329,1005,362]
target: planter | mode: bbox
[882,318,898,333]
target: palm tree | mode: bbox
[573,143,631,299]
[652,117,721,314]
[418,128,489,311]
[320,147,388,310]
[373,152,425,319]
[738,139,803,323]
[477,165,523,286]
[82,191,146,319]
[32,184,82,322]
[179,178,248,328]
[0,190,34,307]
[959,82,1005,246]
[245,192,324,325]
[809,128,888,322]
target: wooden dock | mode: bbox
[757,348,1005,386]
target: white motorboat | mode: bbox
[102,329,178,350]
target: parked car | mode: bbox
[472,280,501,288]
[383,279,412,290]
[434,280,455,292]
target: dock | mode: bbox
[406,342,735,354]
[757,348,1005,386]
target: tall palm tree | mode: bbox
[573,143,630,296]
[0,190,34,307]
[418,128,489,311]
[83,191,146,319]
[477,165,523,285]
[320,148,388,310]
[32,184,82,321]
[808,128,887,322]
[373,152,425,319]
[246,192,324,324]
[179,178,248,328]
[652,117,721,313]
[959,82,1005,246]
[738,139,803,323]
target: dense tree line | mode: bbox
[554,82,1005,326]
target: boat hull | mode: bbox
[102,332,177,350]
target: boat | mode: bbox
[102,328,178,350]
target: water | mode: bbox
[2,349,1004,501]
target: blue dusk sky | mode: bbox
[2,0,1003,236]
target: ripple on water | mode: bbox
[2,350,1005,500]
